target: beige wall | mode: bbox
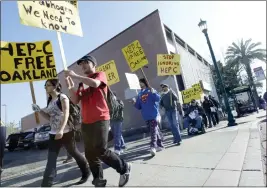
[21,10,170,131]
[21,112,49,131]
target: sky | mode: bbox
[1,1,266,126]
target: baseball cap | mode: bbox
[160,83,169,88]
[76,55,97,66]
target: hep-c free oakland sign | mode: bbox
[17,1,82,36]
[122,40,148,72]
[0,40,57,84]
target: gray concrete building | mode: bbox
[21,9,217,132]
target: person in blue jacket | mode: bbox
[131,78,164,156]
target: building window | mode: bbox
[196,53,203,62]
[187,45,195,56]
[203,60,209,66]
[164,25,172,42]
[174,34,186,48]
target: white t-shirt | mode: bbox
[43,94,71,135]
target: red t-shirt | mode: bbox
[77,72,110,124]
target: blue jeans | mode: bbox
[111,120,125,151]
[165,110,182,143]
[184,116,202,129]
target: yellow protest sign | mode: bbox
[96,60,120,86]
[181,83,203,104]
[192,83,203,94]
[157,54,181,76]
[122,40,148,72]
[182,88,201,104]
[0,40,57,84]
[66,1,78,8]
[17,1,82,36]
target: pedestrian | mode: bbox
[159,84,182,145]
[32,79,90,187]
[259,95,266,110]
[62,149,73,164]
[64,55,131,187]
[202,96,216,128]
[0,122,6,181]
[184,99,205,132]
[208,95,220,124]
[130,78,164,156]
[264,92,267,103]
[110,92,126,155]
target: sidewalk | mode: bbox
[1,111,265,187]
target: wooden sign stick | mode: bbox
[29,81,40,125]
[140,68,150,86]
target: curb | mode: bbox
[238,118,266,186]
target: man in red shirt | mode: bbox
[64,55,131,187]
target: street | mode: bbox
[1,111,266,187]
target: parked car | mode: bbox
[22,132,36,150]
[34,124,51,150]
[5,132,33,152]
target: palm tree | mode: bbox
[225,38,266,106]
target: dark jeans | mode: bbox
[110,120,126,151]
[206,112,216,127]
[165,110,182,143]
[82,120,127,182]
[42,131,89,186]
[212,111,219,124]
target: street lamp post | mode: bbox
[2,104,7,126]
[198,19,236,127]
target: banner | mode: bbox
[17,1,82,36]
[125,73,141,90]
[0,40,57,84]
[122,40,148,72]
[253,67,266,81]
[182,82,203,104]
[96,60,120,86]
[157,54,181,76]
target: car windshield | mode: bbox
[25,133,34,139]
[37,125,51,133]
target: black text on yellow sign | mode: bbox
[122,40,148,72]
[96,60,120,86]
[17,1,82,37]
[181,82,203,104]
[157,54,181,76]
[0,41,57,84]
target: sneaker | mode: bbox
[76,173,90,185]
[150,148,156,156]
[92,178,107,187]
[114,150,121,155]
[119,163,132,187]
[62,158,73,164]
[173,141,181,146]
[156,146,164,152]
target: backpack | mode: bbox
[47,94,81,129]
[100,87,123,120]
